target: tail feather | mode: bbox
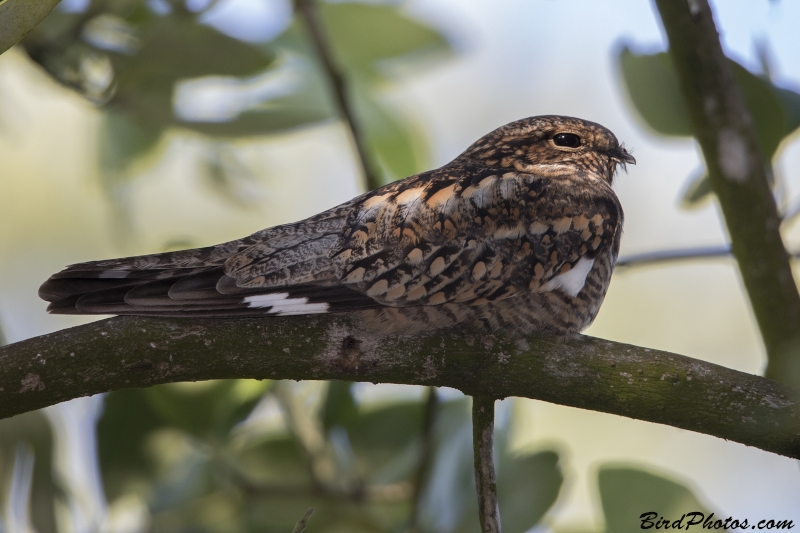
[38,214,381,317]
[40,253,379,318]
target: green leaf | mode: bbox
[619,47,795,160]
[142,380,267,439]
[322,381,359,433]
[680,170,713,208]
[97,388,166,499]
[729,61,785,159]
[773,84,800,137]
[347,400,424,478]
[598,466,721,533]
[421,399,476,533]
[0,0,63,56]
[99,109,163,175]
[113,16,276,93]
[619,47,691,137]
[178,63,336,137]
[353,85,428,183]
[320,2,451,75]
[418,399,562,533]
[498,450,563,533]
[107,16,277,130]
[235,434,311,485]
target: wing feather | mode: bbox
[40,162,621,318]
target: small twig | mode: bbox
[472,395,501,533]
[291,508,315,533]
[408,387,439,532]
[615,246,800,270]
[294,0,381,191]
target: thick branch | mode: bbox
[654,0,800,384]
[472,396,501,533]
[294,0,381,191]
[1,315,799,458]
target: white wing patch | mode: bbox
[539,256,595,297]
[243,293,330,315]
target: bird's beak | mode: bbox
[611,146,636,166]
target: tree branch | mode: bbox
[654,0,800,384]
[1,315,799,458]
[290,508,314,533]
[616,246,800,269]
[0,0,62,56]
[472,395,501,533]
[294,0,382,191]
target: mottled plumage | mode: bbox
[40,115,633,339]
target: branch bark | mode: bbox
[290,508,314,533]
[294,0,382,192]
[1,315,799,458]
[654,0,800,385]
[472,396,501,533]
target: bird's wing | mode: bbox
[226,166,622,310]
[38,205,373,316]
[40,166,620,317]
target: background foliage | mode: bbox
[1,0,799,532]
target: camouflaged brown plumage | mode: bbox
[40,115,634,339]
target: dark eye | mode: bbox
[553,133,581,148]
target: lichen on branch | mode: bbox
[1,314,798,459]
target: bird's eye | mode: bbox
[553,133,581,148]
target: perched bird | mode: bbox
[40,115,633,339]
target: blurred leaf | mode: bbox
[680,169,713,207]
[20,0,453,205]
[143,380,265,439]
[199,142,267,208]
[97,388,165,500]
[452,449,562,533]
[730,61,786,158]
[417,399,562,533]
[0,411,57,533]
[619,46,798,159]
[619,48,690,137]
[0,0,62,55]
[322,381,359,433]
[417,399,474,533]
[497,450,562,533]
[180,60,335,137]
[773,84,800,135]
[353,85,428,183]
[320,2,451,77]
[348,400,424,481]
[99,110,163,175]
[113,16,275,99]
[598,466,721,533]
[236,433,310,486]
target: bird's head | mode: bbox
[460,115,635,183]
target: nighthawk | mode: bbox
[40,115,633,339]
